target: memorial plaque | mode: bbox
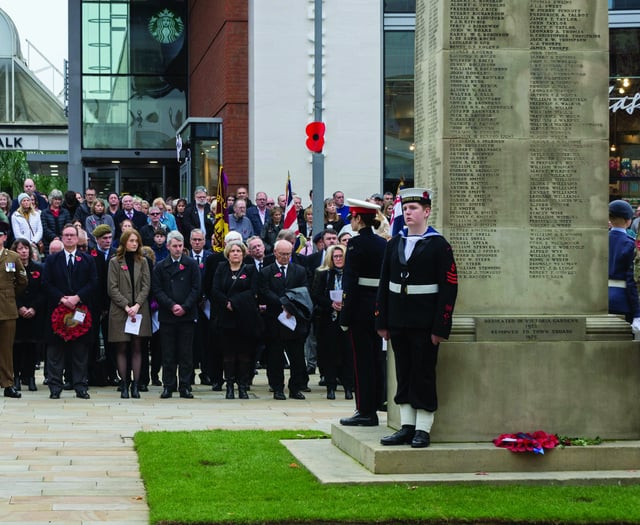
[415,0,609,316]
[476,317,586,341]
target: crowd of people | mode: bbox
[0,178,458,448]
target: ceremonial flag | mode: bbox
[213,166,229,252]
[389,178,406,236]
[283,172,299,234]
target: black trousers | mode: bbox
[266,336,307,393]
[47,338,89,393]
[317,317,353,390]
[160,322,195,390]
[220,329,254,386]
[390,328,439,412]
[348,319,384,416]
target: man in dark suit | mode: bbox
[88,224,118,387]
[188,228,213,385]
[114,195,147,238]
[258,239,309,400]
[183,186,214,249]
[245,236,275,271]
[152,230,201,399]
[43,224,97,399]
[246,192,271,237]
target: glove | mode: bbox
[632,318,640,335]
[340,325,349,332]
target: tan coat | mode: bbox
[0,248,27,320]
[107,256,152,342]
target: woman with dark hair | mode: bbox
[212,240,259,399]
[62,190,80,219]
[311,244,354,400]
[107,229,152,398]
[338,198,387,427]
[173,198,189,239]
[85,198,115,249]
[11,238,45,391]
[260,205,283,254]
[323,198,345,233]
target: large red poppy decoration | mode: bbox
[305,122,325,153]
[51,304,93,342]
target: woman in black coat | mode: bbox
[310,244,353,400]
[212,240,260,399]
[12,238,45,391]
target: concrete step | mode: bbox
[331,425,640,475]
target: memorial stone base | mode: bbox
[331,316,640,476]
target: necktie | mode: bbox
[127,211,133,220]
[258,261,263,271]
[280,265,286,277]
[68,253,74,268]
[195,254,201,266]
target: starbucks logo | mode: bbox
[148,9,184,44]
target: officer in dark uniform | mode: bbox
[339,198,387,426]
[376,188,458,448]
[0,223,28,398]
[608,199,640,330]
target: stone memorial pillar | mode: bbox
[387,0,640,441]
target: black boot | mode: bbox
[238,385,249,399]
[28,377,37,391]
[225,382,235,399]
[130,381,140,399]
[327,387,336,400]
[120,379,129,399]
[14,376,21,391]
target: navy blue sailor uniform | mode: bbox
[375,226,458,412]
[340,226,388,417]
[608,227,640,322]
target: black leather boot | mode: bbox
[225,382,235,399]
[326,387,336,400]
[130,381,140,399]
[238,385,249,399]
[28,377,37,391]
[120,380,129,399]
[380,425,416,446]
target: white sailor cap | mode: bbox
[345,198,380,217]
[399,187,433,205]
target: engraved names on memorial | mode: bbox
[415,0,608,313]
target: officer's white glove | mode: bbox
[340,326,349,332]
[632,318,640,335]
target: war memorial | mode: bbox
[329,0,640,477]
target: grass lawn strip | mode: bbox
[134,429,640,524]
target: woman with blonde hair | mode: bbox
[107,229,152,398]
[151,197,177,231]
[11,193,43,247]
[310,244,353,400]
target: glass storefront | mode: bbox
[383,30,415,192]
[609,27,640,203]
[81,0,187,150]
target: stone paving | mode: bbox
[0,370,364,525]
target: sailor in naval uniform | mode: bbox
[376,187,458,448]
[338,198,388,427]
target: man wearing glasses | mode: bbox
[43,224,97,400]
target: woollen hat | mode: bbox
[93,224,113,238]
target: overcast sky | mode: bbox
[0,0,68,70]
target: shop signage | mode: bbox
[609,86,640,115]
[0,136,35,149]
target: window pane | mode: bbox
[384,0,416,13]
[83,75,186,149]
[610,0,640,9]
[384,31,415,191]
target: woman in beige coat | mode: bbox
[108,229,151,398]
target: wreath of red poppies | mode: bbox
[51,304,92,342]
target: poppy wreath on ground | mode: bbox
[493,431,559,455]
[51,304,92,342]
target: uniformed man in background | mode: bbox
[0,222,28,398]
[376,188,458,448]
